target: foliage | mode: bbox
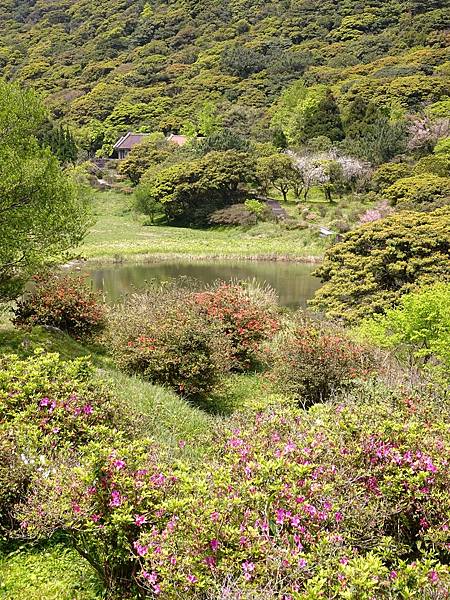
[256,153,299,202]
[0,350,125,536]
[0,81,90,300]
[193,282,280,371]
[357,283,450,379]
[311,207,450,322]
[13,272,106,341]
[270,321,374,406]
[138,151,256,226]
[18,387,450,597]
[384,174,450,209]
[413,154,450,178]
[105,285,232,399]
[370,162,412,192]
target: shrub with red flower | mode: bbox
[106,285,232,399]
[193,282,280,371]
[13,272,106,340]
[270,321,375,405]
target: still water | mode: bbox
[84,260,322,309]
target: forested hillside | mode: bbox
[0,0,448,155]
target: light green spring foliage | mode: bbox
[0,81,91,300]
[357,283,450,377]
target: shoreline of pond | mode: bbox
[63,252,324,270]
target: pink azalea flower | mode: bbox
[428,570,439,584]
[186,574,197,584]
[135,514,147,527]
[210,539,219,551]
[390,571,398,579]
[210,511,220,522]
[114,459,126,470]
[298,558,307,568]
[143,571,158,584]
[109,490,122,508]
[335,511,343,522]
[83,405,93,415]
[242,561,255,580]
[133,541,149,557]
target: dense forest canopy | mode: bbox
[0,0,448,155]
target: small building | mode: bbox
[113,132,149,160]
[166,133,188,147]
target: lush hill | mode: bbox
[0,0,448,154]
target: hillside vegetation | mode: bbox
[0,0,448,155]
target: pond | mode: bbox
[83,260,322,310]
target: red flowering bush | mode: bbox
[106,286,232,398]
[193,282,280,371]
[13,272,106,340]
[270,322,375,406]
[19,387,450,598]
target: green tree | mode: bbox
[256,154,299,201]
[371,163,412,192]
[311,207,450,322]
[357,283,450,378]
[302,89,344,143]
[0,82,90,299]
[139,151,255,225]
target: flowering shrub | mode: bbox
[20,387,450,597]
[193,283,280,371]
[0,350,125,535]
[270,322,375,405]
[13,272,106,340]
[106,285,232,398]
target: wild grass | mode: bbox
[0,542,101,600]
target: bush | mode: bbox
[105,285,232,398]
[413,154,450,178]
[208,203,257,226]
[193,282,280,371]
[311,207,450,322]
[19,389,450,598]
[13,272,106,340]
[0,350,125,535]
[270,321,375,405]
[357,283,450,380]
[384,174,450,209]
[370,162,411,192]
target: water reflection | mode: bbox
[84,261,322,309]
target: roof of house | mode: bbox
[113,132,149,150]
[167,133,188,147]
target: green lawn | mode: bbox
[79,191,328,261]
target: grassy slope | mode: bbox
[79,191,328,261]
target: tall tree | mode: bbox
[302,89,344,143]
[0,82,90,299]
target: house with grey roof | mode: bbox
[113,132,149,159]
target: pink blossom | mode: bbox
[298,558,307,568]
[186,574,197,584]
[210,511,220,522]
[143,571,158,584]
[210,539,219,551]
[83,404,93,415]
[428,570,439,584]
[135,514,147,527]
[242,561,255,580]
[335,512,343,522]
[109,490,123,508]
[40,397,50,408]
[114,459,126,470]
[133,541,148,557]
[178,439,186,449]
[390,571,398,580]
